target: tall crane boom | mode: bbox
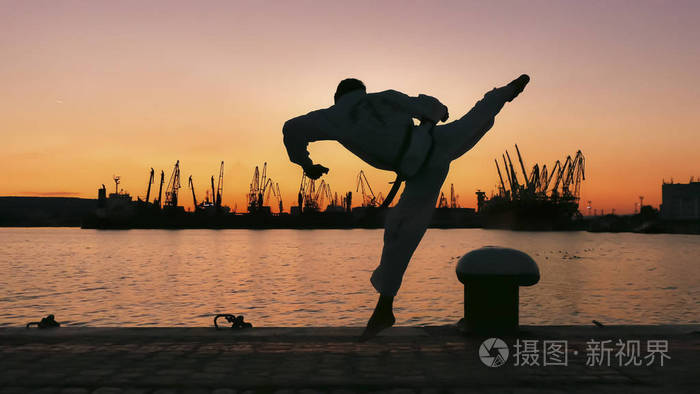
[261,162,267,195]
[356,170,378,207]
[515,144,530,189]
[528,164,540,194]
[262,178,274,207]
[502,154,513,196]
[275,183,283,213]
[297,172,306,209]
[248,166,260,212]
[164,160,181,208]
[188,175,198,211]
[495,159,507,197]
[543,160,560,192]
[216,161,224,209]
[156,170,165,208]
[211,176,216,206]
[145,168,154,203]
[505,151,520,196]
[551,156,570,197]
[572,150,585,200]
[539,165,549,194]
[315,180,327,208]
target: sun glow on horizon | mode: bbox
[2,1,699,214]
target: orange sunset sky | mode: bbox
[2,0,699,214]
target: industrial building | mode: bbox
[661,180,700,220]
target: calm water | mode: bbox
[1,228,699,327]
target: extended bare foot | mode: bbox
[359,294,395,342]
[506,74,530,102]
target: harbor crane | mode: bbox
[502,154,514,198]
[528,164,540,195]
[494,159,508,199]
[215,161,224,210]
[164,160,181,208]
[188,175,198,211]
[438,191,448,208]
[145,168,154,203]
[248,164,262,212]
[450,183,458,208]
[437,184,458,209]
[248,163,275,213]
[538,164,548,195]
[324,183,342,210]
[262,178,275,207]
[297,172,306,210]
[505,150,520,197]
[515,144,530,190]
[356,170,380,207]
[314,180,327,209]
[155,170,165,208]
[342,191,352,213]
[272,182,283,213]
[303,177,319,211]
[562,156,578,198]
[550,156,570,198]
[486,145,587,222]
[210,176,216,207]
[570,150,585,200]
[543,160,561,194]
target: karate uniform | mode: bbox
[283,84,516,296]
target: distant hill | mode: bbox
[0,197,96,227]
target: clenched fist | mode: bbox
[304,164,329,180]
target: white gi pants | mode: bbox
[370,84,516,296]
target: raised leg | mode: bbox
[433,83,517,162]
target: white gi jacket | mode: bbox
[282,89,448,178]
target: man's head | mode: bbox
[334,78,366,104]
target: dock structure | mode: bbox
[1,325,698,392]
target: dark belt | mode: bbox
[380,122,436,209]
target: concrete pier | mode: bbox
[1,325,698,393]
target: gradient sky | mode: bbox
[2,0,699,214]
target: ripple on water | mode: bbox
[1,228,699,327]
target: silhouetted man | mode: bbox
[282,74,530,339]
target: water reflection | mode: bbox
[1,228,698,327]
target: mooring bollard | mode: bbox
[456,246,540,334]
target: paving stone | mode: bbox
[211,389,237,394]
[26,389,59,394]
[121,389,151,394]
[92,388,123,394]
[0,388,30,394]
[179,389,209,394]
[59,389,90,394]
[0,326,697,392]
